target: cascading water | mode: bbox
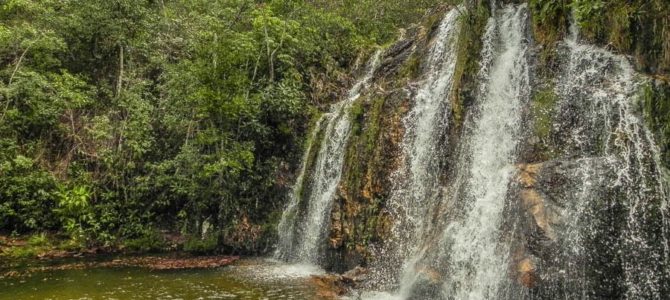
[276,2,669,299]
[437,5,529,299]
[275,51,381,265]
[364,4,531,299]
[403,5,529,299]
[275,116,325,261]
[366,6,463,292]
[544,21,670,299]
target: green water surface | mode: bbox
[0,258,327,300]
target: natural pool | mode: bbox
[0,258,329,299]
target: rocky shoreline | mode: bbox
[0,254,240,279]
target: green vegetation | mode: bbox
[3,233,50,258]
[528,0,571,45]
[641,81,670,169]
[451,3,491,130]
[2,0,668,260]
[530,86,559,161]
[183,234,219,254]
[528,0,670,74]
[122,229,167,253]
[528,0,670,164]
[0,0,441,254]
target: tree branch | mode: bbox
[115,45,124,98]
[9,43,33,85]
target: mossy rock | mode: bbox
[640,80,670,169]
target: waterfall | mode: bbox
[432,5,529,299]
[546,19,670,299]
[283,2,669,299]
[367,6,463,291]
[365,4,531,299]
[275,51,381,264]
[275,116,325,260]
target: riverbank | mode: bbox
[1,254,240,279]
[0,230,222,262]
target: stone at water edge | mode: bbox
[310,274,349,298]
[309,266,372,298]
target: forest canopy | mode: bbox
[0,0,442,252]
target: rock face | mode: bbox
[310,274,349,299]
[302,2,670,298]
[509,158,630,296]
[323,23,426,272]
[517,163,558,243]
[323,4,480,276]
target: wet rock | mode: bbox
[516,163,558,242]
[512,157,618,292]
[329,204,343,249]
[342,266,369,285]
[515,158,614,243]
[414,265,443,284]
[379,27,420,77]
[516,163,542,188]
[310,274,350,298]
[520,188,557,241]
[392,263,445,300]
[516,257,538,288]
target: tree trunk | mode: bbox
[116,45,124,98]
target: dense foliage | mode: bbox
[0,0,441,252]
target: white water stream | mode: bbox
[276,51,382,265]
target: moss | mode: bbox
[364,95,386,154]
[349,100,365,135]
[343,95,384,195]
[335,91,389,255]
[398,53,423,81]
[529,86,559,161]
[528,0,570,46]
[573,0,669,74]
[640,80,670,169]
[533,87,558,139]
[450,4,490,130]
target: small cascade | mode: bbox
[545,20,670,299]
[275,51,381,264]
[275,116,325,260]
[368,6,463,289]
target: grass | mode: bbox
[1,233,54,259]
